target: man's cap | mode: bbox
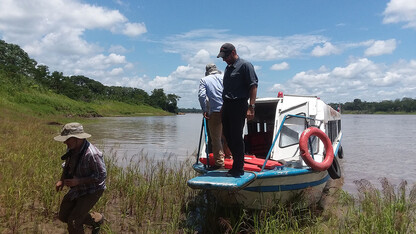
[205,63,221,76]
[54,122,91,142]
[217,43,235,58]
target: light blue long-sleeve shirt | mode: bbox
[198,73,224,113]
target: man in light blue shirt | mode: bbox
[198,64,228,170]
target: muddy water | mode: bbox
[341,114,416,193]
[86,114,202,164]
[86,114,416,194]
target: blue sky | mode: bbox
[1,0,415,108]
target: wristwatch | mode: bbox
[249,104,255,109]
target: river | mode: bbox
[86,113,416,194]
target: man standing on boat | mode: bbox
[198,63,230,170]
[54,122,106,234]
[217,43,258,177]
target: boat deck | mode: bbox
[187,170,257,191]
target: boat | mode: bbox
[187,92,343,209]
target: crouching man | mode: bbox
[54,122,106,234]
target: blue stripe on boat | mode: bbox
[244,174,330,192]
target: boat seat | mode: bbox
[244,131,273,157]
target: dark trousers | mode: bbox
[222,99,248,173]
[58,189,104,234]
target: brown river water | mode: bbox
[86,114,416,194]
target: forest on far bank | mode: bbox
[179,98,416,114]
[0,39,180,114]
[329,98,416,114]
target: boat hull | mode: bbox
[188,164,329,209]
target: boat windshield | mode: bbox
[279,115,318,152]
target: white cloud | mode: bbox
[292,71,331,88]
[271,62,290,71]
[187,49,211,66]
[109,45,128,54]
[164,30,328,61]
[106,53,127,64]
[121,22,147,37]
[364,39,397,56]
[270,58,416,103]
[148,76,174,90]
[0,0,145,84]
[311,42,341,57]
[116,75,147,89]
[0,0,134,43]
[124,63,135,70]
[110,67,124,76]
[332,58,378,79]
[383,0,416,30]
[270,83,284,92]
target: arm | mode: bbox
[198,79,207,112]
[56,179,64,192]
[56,160,67,192]
[198,78,210,119]
[246,85,257,121]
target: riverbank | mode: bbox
[1,106,416,233]
[341,110,416,115]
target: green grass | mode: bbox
[0,71,171,117]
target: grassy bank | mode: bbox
[1,106,416,233]
[0,71,170,117]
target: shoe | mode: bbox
[92,226,101,234]
[225,170,244,177]
[207,165,224,171]
[91,212,104,234]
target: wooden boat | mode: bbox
[187,93,343,209]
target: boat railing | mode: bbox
[195,117,210,169]
[196,114,316,173]
[260,114,314,172]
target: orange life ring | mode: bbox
[299,127,334,171]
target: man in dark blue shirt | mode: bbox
[217,43,258,177]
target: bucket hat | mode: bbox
[54,122,91,142]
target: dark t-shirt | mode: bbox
[223,58,258,100]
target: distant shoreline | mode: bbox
[341,111,416,115]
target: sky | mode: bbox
[1,0,416,108]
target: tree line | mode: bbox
[0,40,180,113]
[329,98,416,114]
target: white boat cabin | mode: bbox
[244,93,341,168]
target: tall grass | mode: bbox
[0,107,197,233]
[338,178,416,233]
[1,105,416,233]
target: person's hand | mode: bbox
[63,177,81,187]
[56,180,64,192]
[247,107,255,121]
[203,112,210,119]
